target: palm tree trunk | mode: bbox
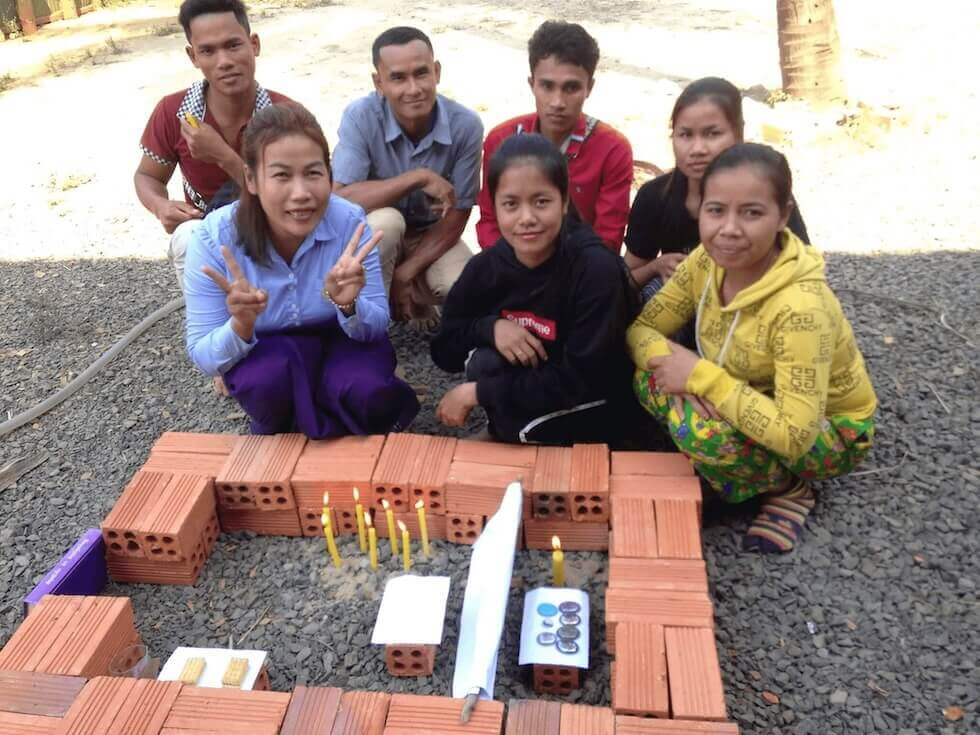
[777,0,845,103]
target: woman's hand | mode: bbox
[436,382,478,427]
[645,340,701,394]
[202,245,267,341]
[493,319,548,367]
[672,393,722,421]
[324,222,384,309]
[654,252,686,281]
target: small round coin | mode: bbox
[536,632,557,646]
[557,625,580,641]
[559,613,581,626]
[558,601,581,614]
[556,639,579,655]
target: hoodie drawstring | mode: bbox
[695,277,739,367]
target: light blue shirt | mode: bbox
[332,93,483,229]
[184,195,388,376]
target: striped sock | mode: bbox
[743,480,815,553]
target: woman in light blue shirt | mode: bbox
[184,103,419,437]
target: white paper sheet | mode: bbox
[451,482,523,700]
[518,587,589,669]
[158,646,267,689]
[371,575,451,645]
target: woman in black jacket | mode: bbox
[430,134,639,445]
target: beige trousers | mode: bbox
[366,207,471,301]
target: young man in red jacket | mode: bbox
[475,21,633,252]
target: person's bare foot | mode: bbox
[212,375,230,397]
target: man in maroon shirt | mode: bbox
[476,21,633,252]
[135,0,290,286]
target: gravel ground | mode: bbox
[1,252,978,732]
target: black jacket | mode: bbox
[431,219,638,418]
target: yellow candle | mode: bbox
[353,487,367,553]
[415,500,431,557]
[398,520,411,572]
[551,536,565,587]
[365,512,378,570]
[382,499,399,556]
[322,513,342,568]
[322,491,330,519]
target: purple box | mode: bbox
[22,529,107,617]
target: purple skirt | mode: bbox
[222,323,419,439]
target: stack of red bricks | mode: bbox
[605,452,733,727]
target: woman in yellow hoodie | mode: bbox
[627,143,876,553]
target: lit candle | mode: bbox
[551,536,565,587]
[365,512,378,570]
[398,520,411,572]
[322,512,342,568]
[322,491,330,519]
[415,500,431,557]
[382,498,399,556]
[353,487,367,553]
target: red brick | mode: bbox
[55,677,182,735]
[0,670,87,717]
[218,505,302,536]
[444,462,527,515]
[383,693,504,735]
[453,440,538,468]
[655,500,702,559]
[408,435,456,513]
[615,717,739,734]
[107,514,218,585]
[609,476,702,515]
[384,644,435,677]
[664,627,727,721]
[299,507,335,538]
[558,703,614,735]
[607,558,709,594]
[604,589,713,654]
[330,691,390,735]
[371,434,431,512]
[142,451,228,478]
[611,623,668,718]
[445,513,485,544]
[215,433,307,511]
[162,687,290,734]
[530,447,572,520]
[609,496,657,558]
[504,699,560,735]
[569,444,610,522]
[151,432,238,456]
[102,472,171,558]
[374,511,447,541]
[291,435,386,509]
[0,711,59,734]
[524,518,608,551]
[610,452,694,477]
[532,663,580,695]
[281,686,343,735]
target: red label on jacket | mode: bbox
[501,310,557,341]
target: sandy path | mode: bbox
[0,0,977,261]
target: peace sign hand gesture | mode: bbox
[324,222,383,310]
[201,245,268,341]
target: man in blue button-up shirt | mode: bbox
[333,26,483,326]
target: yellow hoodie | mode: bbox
[627,231,877,462]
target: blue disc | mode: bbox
[536,603,559,617]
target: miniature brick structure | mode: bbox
[280,685,343,735]
[505,699,560,735]
[383,693,505,735]
[0,670,86,718]
[0,595,142,678]
[56,676,182,734]
[530,446,572,520]
[663,627,728,722]
[559,703,615,735]
[215,433,307,511]
[162,686,291,734]
[569,443,610,522]
[384,644,435,677]
[444,513,484,544]
[532,664,581,695]
[610,623,668,718]
[330,690,391,735]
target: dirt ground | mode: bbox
[0,0,978,261]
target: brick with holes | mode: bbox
[569,444,610,522]
[214,433,307,511]
[370,433,430,513]
[445,513,485,544]
[384,645,436,677]
[530,447,572,520]
[532,664,581,695]
[291,435,387,509]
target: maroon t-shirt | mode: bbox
[139,81,291,209]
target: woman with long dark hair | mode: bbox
[184,102,418,438]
